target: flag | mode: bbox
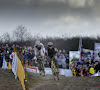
[12,52,25,90]
[2,58,8,69]
[12,52,18,79]
[78,37,82,62]
[17,57,25,90]
[8,62,12,69]
[78,37,82,51]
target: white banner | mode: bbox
[94,43,100,61]
[34,68,73,77]
[12,53,18,79]
[82,48,93,61]
[2,58,8,69]
[69,51,80,62]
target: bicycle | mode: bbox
[51,57,59,81]
[37,52,45,76]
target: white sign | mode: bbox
[82,48,93,61]
[12,53,18,79]
[69,51,80,62]
[94,43,100,61]
[2,58,8,69]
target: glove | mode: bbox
[34,56,37,60]
[55,56,57,60]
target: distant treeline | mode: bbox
[0,25,100,53]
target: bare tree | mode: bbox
[2,32,10,43]
[0,35,3,44]
[13,25,30,42]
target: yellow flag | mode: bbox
[17,58,25,90]
[8,62,12,69]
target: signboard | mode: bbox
[82,48,93,61]
[94,43,100,61]
[69,51,80,62]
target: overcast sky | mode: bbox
[0,0,100,37]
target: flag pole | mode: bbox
[78,37,82,62]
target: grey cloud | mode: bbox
[0,0,100,37]
[0,0,96,8]
[0,0,99,21]
[67,0,94,8]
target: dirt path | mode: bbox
[28,73,100,90]
[0,68,100,90]
[0,68,22,90]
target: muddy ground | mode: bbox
[0,69,22,90]
[0,68,100,90]
[28,73,100,90]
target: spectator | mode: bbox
[23,53,28,64]
[62,50,66,56]
[86,59,90,67]
[82,64,88,76]
[28,52,34,66]
[57,55,62,68]
[5,53,10,62]
[61,55,66,69]
[0,53,4,67]
[94,61,100,73]
[65,54,69,69]
[89,65,94,76]
[59,50,62,54]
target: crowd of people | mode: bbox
[1,42,100,77]
[0,43,69,69]
[70,57,100,77]
[0,44,14,67]
[16,45,69,69]
[57,50,69,69]
[15,45,35,65]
